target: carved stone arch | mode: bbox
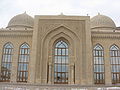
[19,42,30,47]
[109,44,120,50]
[3,42,14,48]
[42,26,80,58]
[53,37,70,48]
[93,43,104,49]
[49,32,74,56]
[41,26,80,84]
[42,25,80,42]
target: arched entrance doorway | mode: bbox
[54,40,68,84]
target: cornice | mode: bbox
[36,15,90,21]
[0,30,33,37]
[91,31,120,39]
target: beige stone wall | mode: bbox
[91,31,120,85]
[29,15,93,85]
[0,30,33,83]
[0,15,119,86]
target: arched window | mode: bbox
[17,43,30,82]
[54,40,68,84]
[110,45,120,84]
[0,43,13,82]
[93,44,105,84]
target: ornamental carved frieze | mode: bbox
[0,30,33,37]
[38,20,84,39]
[92,31,120,39]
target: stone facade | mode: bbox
[0,13,120,89]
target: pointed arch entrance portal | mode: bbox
[54,40,68,84]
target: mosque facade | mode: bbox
[0,12,120,89]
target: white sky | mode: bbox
[0,0,120,27]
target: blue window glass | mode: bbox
[54,40,68,84]
[0,43,13,82]
[17,43,30,82]
[93,44,105,84]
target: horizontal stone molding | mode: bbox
[0,30,33,37]
[92,31,120,39]
[0,83,120,90]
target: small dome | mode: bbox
[91,14,116,30]
[7,12,34,28]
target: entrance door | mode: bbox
[54,40,68,84]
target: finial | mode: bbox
[24,11,26,14]
[87,14,89,16]
[60,12,64,15]
[98,12,100,15]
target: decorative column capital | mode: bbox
[70,64,74,67]
[48,56,53,66]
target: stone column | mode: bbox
[104,45,112,85]
[10,44,19,83]
[69,56,75,84]
[48,56,52,84]
[70,64,75,84]
[48,63,52,84]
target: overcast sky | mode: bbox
[0,0,120,28]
